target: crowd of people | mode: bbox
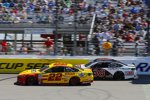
[91,0,149,56]
[0,0,93,24]
[0,0,149,56]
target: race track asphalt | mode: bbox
[0,74,150,100]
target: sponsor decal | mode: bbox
[125,71,134,76]
[0,63,23,69]
[53,62,67,66]
[48,73,62,81]
[136,63,150,72]
[0,58,89,73]
[78,73,84,77]
[93,68,105,77]
[0,63,50,69]
[26,63,49,69]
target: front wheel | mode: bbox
[69,77,80,86]
[26,76,36,85]
[113,72,124,80]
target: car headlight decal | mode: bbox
[78,73,84,77]
[86,73,92,76]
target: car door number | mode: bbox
[48,73,62,81]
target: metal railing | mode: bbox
[0,39,147,57]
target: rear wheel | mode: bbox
[26,76,36,85]
[69,77,80,86]
[113,72,124,80]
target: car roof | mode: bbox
[49,62,73,68]
[93,58,127,65]
[94,58,116,62]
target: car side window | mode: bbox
[109,63,123,68]
[92,62,110,68]
[44,68,52,73]
[50,66,65,72]
[101,62,110,68]
[65,67,79,72]
[91,62,103,68]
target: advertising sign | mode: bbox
[0,58,88,73]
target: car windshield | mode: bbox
[114,60,128,66]
[85,61,95,68]
[39,65,49,72]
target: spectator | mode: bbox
[144,41,148,55]
[134,36,141,56]
[112,41,118,56]
[123,33,135,42]
[135,39,140,56]
[1,40,7,52]
[7,43,14,54]
[20,44,28,54]
[102,40,112,56]
[27,43,33,53]
[44,37,53,55]
[77,44,84,55]
[94,44,100,55]
[98,36,107,46]
[116,36,125,55]
[60,47,68,56]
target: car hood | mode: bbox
[126,64,136,68]
[83,68,93,73]
[19,69,41,75]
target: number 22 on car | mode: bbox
[41,73,64,83]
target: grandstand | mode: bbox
[0,0,149,56]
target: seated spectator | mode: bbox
[60,47,68,56]
[26,43,33,53]
[7,43,14,54]
[20,44,28,54]
[78,16,86,24]
[123,33,135,42]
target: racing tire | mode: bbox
[69,77,80,86]
[113,72,124,80]
[26,76,36,86]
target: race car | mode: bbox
[80,58,138,80]
[14,62,93,86]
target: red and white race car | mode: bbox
[80,58,138,80]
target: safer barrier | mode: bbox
[0,55,150,75]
